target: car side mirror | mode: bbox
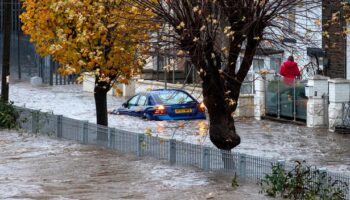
[122,103,127,108]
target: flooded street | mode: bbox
[9,83,350,173]
[0,130,271,200]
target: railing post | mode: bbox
[277,76,281,119]
[169,139,176,165]
[137,134,145,157]
[293,79,297,121]
[239,154,247,178]
[277,160,285,166]
[318,167,328,196]
[202,147,210,171]
[277,160,286,170]
[31,111,39,134]
[108,128,116,149]
[254,73,266,120]
[57,115,63,138]
[82,121,88,144]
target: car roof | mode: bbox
[133,89,191,97]
[150,89,187,93]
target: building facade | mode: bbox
[322,0,348,79]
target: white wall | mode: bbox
[263,1,323,70]
[288,1,322,68]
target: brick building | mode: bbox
[322,0,349,79]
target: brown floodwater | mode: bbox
[0,130,274,200]
[9,83,350,173]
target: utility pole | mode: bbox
[1,0,12,102]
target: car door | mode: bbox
[119,95,139,116]
[134,95,148,117]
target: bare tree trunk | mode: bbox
[1,0,12,102]
[202,71,241,150]
[190,45,242,150]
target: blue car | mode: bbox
[111,89,206,120]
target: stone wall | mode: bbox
[328,79,350,131]
[306,75,329,128]
[304,76,350,131]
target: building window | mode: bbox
[253,58,265,72]
[270,57,282,73]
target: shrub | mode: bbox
[260,161,348,200]
[0,101,18,129]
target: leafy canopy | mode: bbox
[21,0,157,83]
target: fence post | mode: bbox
[57,115,63,138]
[169,139,176,165]
[277,160,286,178]
[202,147,210,171]
[277,76,281,119]
[319,167,328,194]
[239,154,247,178]
[82,121,88,144]
[277,160,286,169]
[293,79,297,121]
[137,134,145,157]
[348,180,350,200]
[31,111,39,134]
[254,74,266,120]
[108,128,116,149]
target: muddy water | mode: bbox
[9,83,350,173]
[235,119,350,173]
[0,130,272,200]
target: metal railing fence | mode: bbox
[14,106,350,199]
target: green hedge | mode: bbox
[0,101,19,129]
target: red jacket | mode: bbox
[279,60,300,85]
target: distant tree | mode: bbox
[134,0,322,150]
[21,0,156,126]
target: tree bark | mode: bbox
[202,76,241,150]
[94,85,108,126]
[197,47,242,151]
[1,0,12,102]
[94,79,110,142]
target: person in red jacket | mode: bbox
[279,56,301,85]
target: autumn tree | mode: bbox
[20,0,156,127]
[134,0,322,150]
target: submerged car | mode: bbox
[111,89,206,120]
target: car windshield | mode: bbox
[153,91,195,105]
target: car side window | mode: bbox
[148,96,156,105]
[128,95,139,107]
[137,95,147,106]
[156,91,194,104]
